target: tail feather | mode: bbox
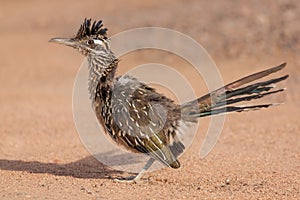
[214,88,285,109]
[181,63,288,120]
[194,104,276,118]
[223,62,286,90]
[225,75,288,99]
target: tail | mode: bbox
[181,63,289,121]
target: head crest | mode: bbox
[75,18,108,39]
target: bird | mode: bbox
[50,18,289,183]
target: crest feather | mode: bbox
[75,18,108,39]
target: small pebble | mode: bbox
[225,179,230,185]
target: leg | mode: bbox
[114,157,155,183]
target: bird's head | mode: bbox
[50,18,111,57]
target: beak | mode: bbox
[49,38,78,48]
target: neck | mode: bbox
[87,53,118,100]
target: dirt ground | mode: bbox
[0,0,299,199]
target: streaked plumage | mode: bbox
[50,18,288,182]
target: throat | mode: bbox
[87,57,118,100]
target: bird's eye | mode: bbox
[87,40,94,45]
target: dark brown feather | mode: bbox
[75,18,108,39]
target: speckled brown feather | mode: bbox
[51,18,288,171]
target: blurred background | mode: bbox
[0,0,299,199]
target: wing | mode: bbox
[109,75,184,168]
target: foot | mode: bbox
[113,175,139,183]
[113,158,155,183]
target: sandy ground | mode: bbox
[0,0,299,199]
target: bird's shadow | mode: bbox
[0,152,144,179]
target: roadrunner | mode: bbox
[50,18,288,182]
